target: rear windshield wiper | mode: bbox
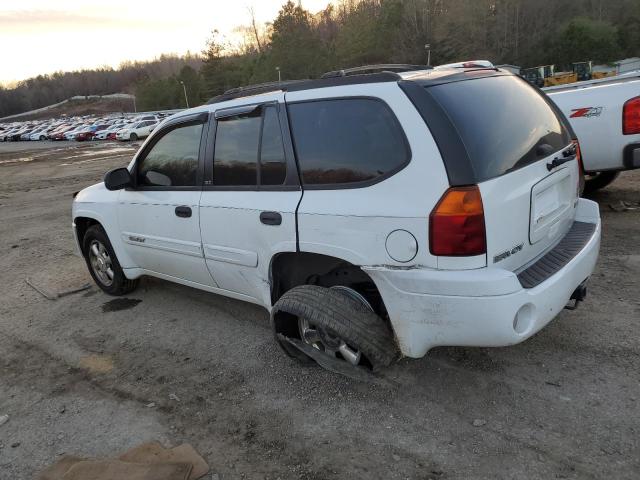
[546,144,577,171]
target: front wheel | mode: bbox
[584,171,620,194]
[130,133,138,141]
[82,225,138,295]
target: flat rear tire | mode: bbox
[271,285,398,370]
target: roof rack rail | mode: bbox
[206,72,401,104]
[321,64,430,79]
[207,80,307,105]
[221,80,307,97]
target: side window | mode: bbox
[213,110,261,186]
[213,105,287,187]
[260,107,287,185]
[137,122,203,187]
[287,98,409,185]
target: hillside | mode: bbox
[1,96,136,122]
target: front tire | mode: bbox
[584,171,620,194]
[272,285,398,370]
[130,133,138,141]
[82,225,138,295]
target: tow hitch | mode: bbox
[565,282,588,310]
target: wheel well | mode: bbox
[270,252,388,319]
[74,217,100,254]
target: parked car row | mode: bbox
[0,112,173,143]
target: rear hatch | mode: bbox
[428,75,580,272]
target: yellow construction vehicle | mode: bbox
[544,71,577,87]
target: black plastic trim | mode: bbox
[623,143,640,169]
[215,104,262,119]
[517,221,596,289]
[399,80,474,186]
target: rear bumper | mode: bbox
[363,198,601,358]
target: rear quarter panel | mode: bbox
[287,83,450,269]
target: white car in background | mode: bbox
[30,127,52,140]
[116,120,157,141]
[131,114,160,123]
[94,125,121,140]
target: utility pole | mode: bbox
[132,95,137,113]
[425,44,431,66]
[179,81,189,109]
[276,67,281,82]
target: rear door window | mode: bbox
[429,75,571,182]
[213,110,261,186]
[287,98,409,186]
[213,105,287,187]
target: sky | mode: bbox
[0,0,332,85]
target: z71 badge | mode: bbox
[570,106,603,118]
[493,243,524,264]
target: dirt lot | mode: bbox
[0,141,639,479]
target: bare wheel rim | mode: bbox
[88,240,114,286]
[297,286,373,366]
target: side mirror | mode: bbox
[104,167,132,190]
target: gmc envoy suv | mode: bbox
[72,65,601,370]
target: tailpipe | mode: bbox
[565,281,588,310]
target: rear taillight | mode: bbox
[623,96,640,135]
[573,139,585,194]
[429,186,486,256]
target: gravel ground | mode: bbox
[0,141,639,479]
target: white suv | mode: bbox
[116,120,157,141]
[72,66,601,370]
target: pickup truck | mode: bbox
[544,71,640,192]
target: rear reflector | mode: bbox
[429,186,486,256]
[623,96,640,135]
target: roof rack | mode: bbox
[222,80,307,97]
[206,72,402,104]
[321,64,430,79]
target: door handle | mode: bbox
[175,205,192,218]
[260,211,282,225]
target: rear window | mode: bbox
[429,75,571,182]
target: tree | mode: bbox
[269,1,326,79]
[548,17,623,66]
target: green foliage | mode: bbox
[3,0,640,118]
[549,17,623,65]
[197,0,640,100]
[0,54,201,118]
[135,65,206,111]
